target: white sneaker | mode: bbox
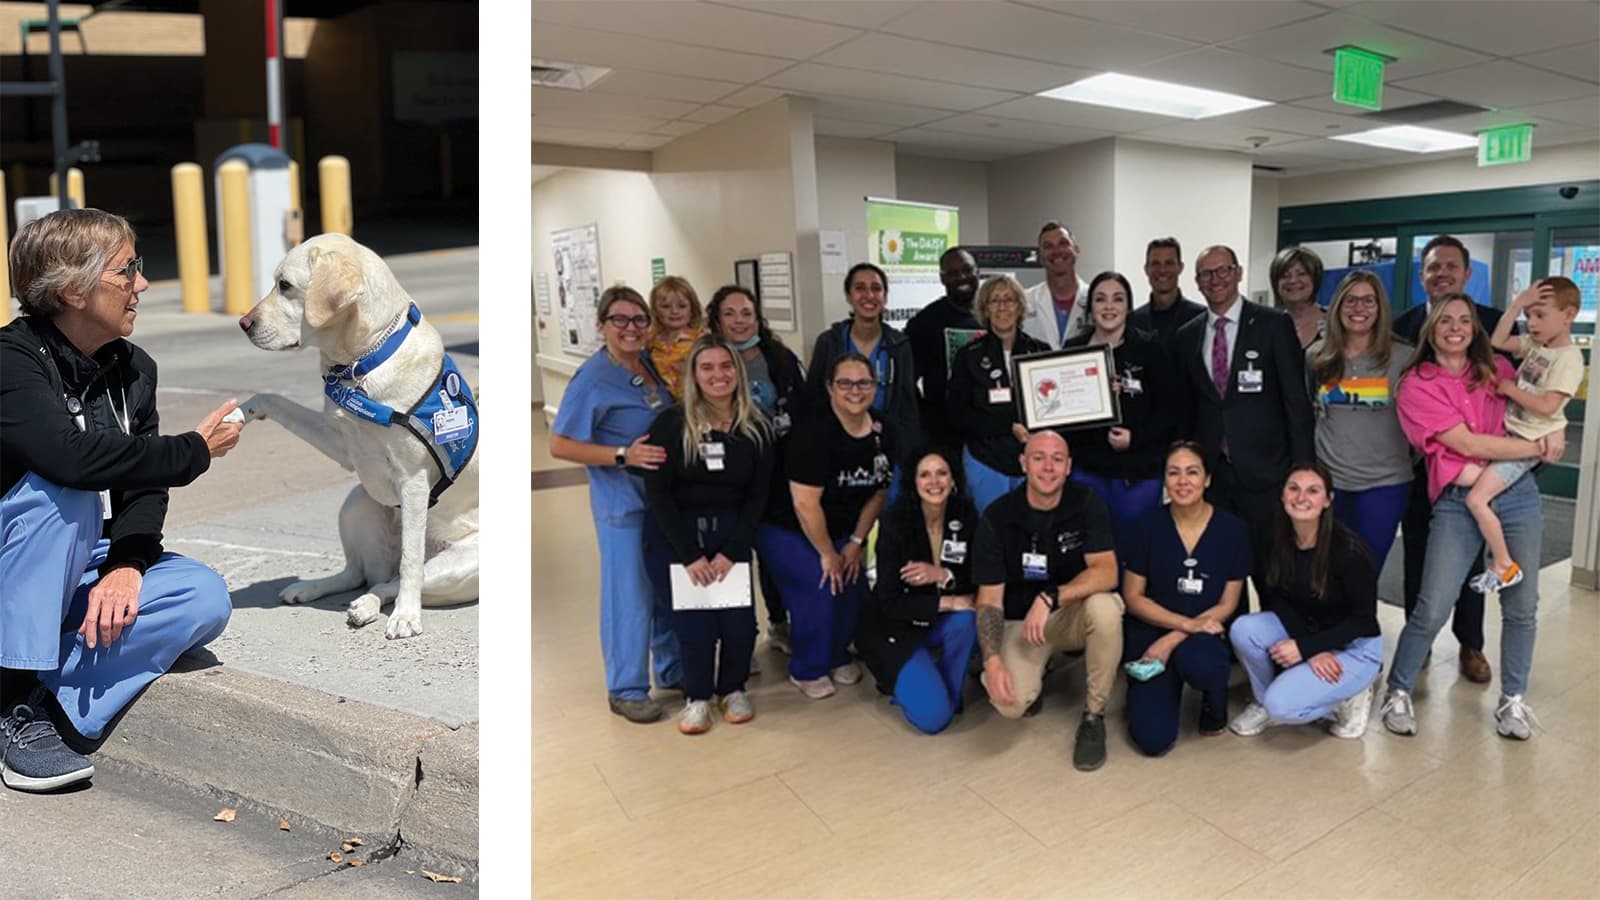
[720,690,754,724]
[678,699,713,735]
[831,661,863,685]
[790,675,836,699]
[1229,702,1271,737]
[1329,684,1374,739]
[1381,688,1417,736]
[1494,694,1539,741]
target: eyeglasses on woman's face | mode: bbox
[104,257,144,284]
[831,377,876,393]
[603,313,650,331]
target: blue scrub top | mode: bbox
[1124,505,1251,620]
[552,350,670,521]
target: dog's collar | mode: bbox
[328,304,422,382]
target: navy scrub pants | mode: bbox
[645,513,757,702]
[754,525,865,682]
[1123,622,1230,757]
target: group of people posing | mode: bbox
[550,222,1583,772]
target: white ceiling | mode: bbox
[532,0,1600,174]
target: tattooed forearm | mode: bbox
[978,604,1005,661]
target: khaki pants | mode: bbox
[983,592,1124,718]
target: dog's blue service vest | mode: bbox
[323,304,478,506]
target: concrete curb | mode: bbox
[96,663,479,865]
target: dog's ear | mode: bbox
[304,248,364,328]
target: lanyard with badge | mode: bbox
[1237,349,1264,393]
[699,424,727,472]
[1177,557,1204,595]
[981,345,1012,406]
[940,517,967,565]
[630,370,667,411]
[1022,530,1049,581]
[68,371,132,520]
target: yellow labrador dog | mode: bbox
[237,234,479,639]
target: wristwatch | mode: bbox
[614,446,628,467]
[1042,590,1060,612]
[848,534,865,546]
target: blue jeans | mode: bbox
[892,611,976,735]
[1333,482,1409,573]
[1,473,232,740]
[963,448,1023,514]
[595,512,682,701]
[1231,612,1383,723]
[755,525,865,681]
[1388,476,1542,697]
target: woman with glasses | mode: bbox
[1064,272,1182,554]
[646,275,707,401]
[806,263,921,450]
[707,285,810,655]
[758,353,895,699]
[1306,271,1412,571]
[856,445,978,734]
[642,336,773,734]
[948,274,1050,511]
[1,209,242,792]
[550,286,683,724]
[1271,246,1327,350]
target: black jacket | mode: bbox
[0,316,210,574]
[904,296,980,449]
[857,493,979,691]
[1174,299,1315,492]
[754,340,811,522]
[948,330,1051,475]
[1063,328,1183,481]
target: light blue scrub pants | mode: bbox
[1230,612,1383,724]
[594,512,682,702]
[1,473,232,741]
[963,448,1023,514]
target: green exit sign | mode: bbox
[1333,47,1385,111]
[1479,124,1533,166]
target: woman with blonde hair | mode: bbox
[643,335,773,733]
[646,275,707,400]
[1306,270,1412,570]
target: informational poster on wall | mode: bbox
[553,223,603,358]
[866,197,958,327]
[1562,245,1599,323]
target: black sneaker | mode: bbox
[1073,712,1107,772]
[1,703,94,792]
[1199,699,1228,736]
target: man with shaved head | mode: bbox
[971,430,1123,771]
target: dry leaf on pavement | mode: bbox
[213,808,237,823]
[349,859,365,867]
[421,870,462,884]
[328,852,344,863]
[278,820,291,832]
[340,838,365,852]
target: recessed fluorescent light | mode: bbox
[1036,73,1271,120]
[1329,125,1478,153]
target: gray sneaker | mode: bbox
[677,699,713,735]
[1229,702,1272,737]
[1494,694,1538,741]
[1,704,94,793]
[1381,688,1417,736]
[1073,713,1107,772]
[608,695,663,724]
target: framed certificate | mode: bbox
[1012,345,1121,431]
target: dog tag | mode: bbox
[431,406,472,444]
[1022,551,1049,581]
[100,489,113,521]
[941,539,967,564]
[1237,368,1264,393]
[988,387,1012,405]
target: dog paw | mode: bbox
[347,594,382,627]
[385,608,424,640]
[279,581,319,605]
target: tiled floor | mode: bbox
[532,418,1600,899]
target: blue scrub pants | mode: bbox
[1333,482,1409,572]
[1231,612,1383,724]
[755,525,865,681]
[1072,470,1164,557]
[596,512,682,702]
[1123,624,1230,757]
[1,473,231,741]
[963,448,1023,514]
[891,611,975,735]
[649,513,756,702]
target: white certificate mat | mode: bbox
[670,563,753,611]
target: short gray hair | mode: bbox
[8,208,136,317]
[976,274,1027,326]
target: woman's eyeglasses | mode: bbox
[832,378,876,392]
[603,314,650,330]
[104,257,144,283]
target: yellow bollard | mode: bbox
[318,155,352,236]
[48,167,85,209]
[288,160,301,214]
[1,176,11,325]
[219,160,254,316]
[170,163,211,314]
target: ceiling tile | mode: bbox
[529,125,630,148]
[1131,120,1313,152]
[1218,102,1385,138]
[531,21,792,83]
[531,110,672,133]
[1219,10,1490,81]
[1132,47,1333,101]
[1521,41,1600,85]
[714,0,927,29]
[649,121,707,137]
[763,63,1020,111]
[1393,59,1597,109]
[811,33,1093,93]
[1344,0,1600,57]
[588,69,747,104]
[717,86,787,107]
[1287,84,1440,114]
[532,86,701,120]
[682,104,747,124]
[982,95,1187,134]
[888,127,1058,160]
[882,2,1200,71]
[1521,96,1600,128]
[530,0,861,60]
[813,117,901,139]
[914,113,1113,146]
[1025,0,1327,44]
[621,134,674,150]
[887,143,1004,162]
[811,96,956,128]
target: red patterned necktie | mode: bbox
[1210,317,1230,397]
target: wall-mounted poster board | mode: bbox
[553,223,603,358]
[866,197,959,327]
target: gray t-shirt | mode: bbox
[1308,340,1415,491]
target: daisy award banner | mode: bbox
[866,197,959,327]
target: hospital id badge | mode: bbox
[772,411,792,435]
[1177,576,1203,595]
[431,406,471,444]
[701,442,726,471]
[100,489,113,521]
[1237,368,1264,393]
[1022,552,1049,581]
[988,387,1012,405]
[941,539,967,564]
[1122,375,1143,396]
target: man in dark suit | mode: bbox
[1175,245,1315,601]
[1391,234,1503,685]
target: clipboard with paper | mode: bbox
[669,563,754,611]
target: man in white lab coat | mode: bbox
[1020,221,1091,348]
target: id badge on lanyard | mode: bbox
[69,383,130,520]
[1238,350,1264,393]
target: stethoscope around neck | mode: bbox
[66,370,131,436]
